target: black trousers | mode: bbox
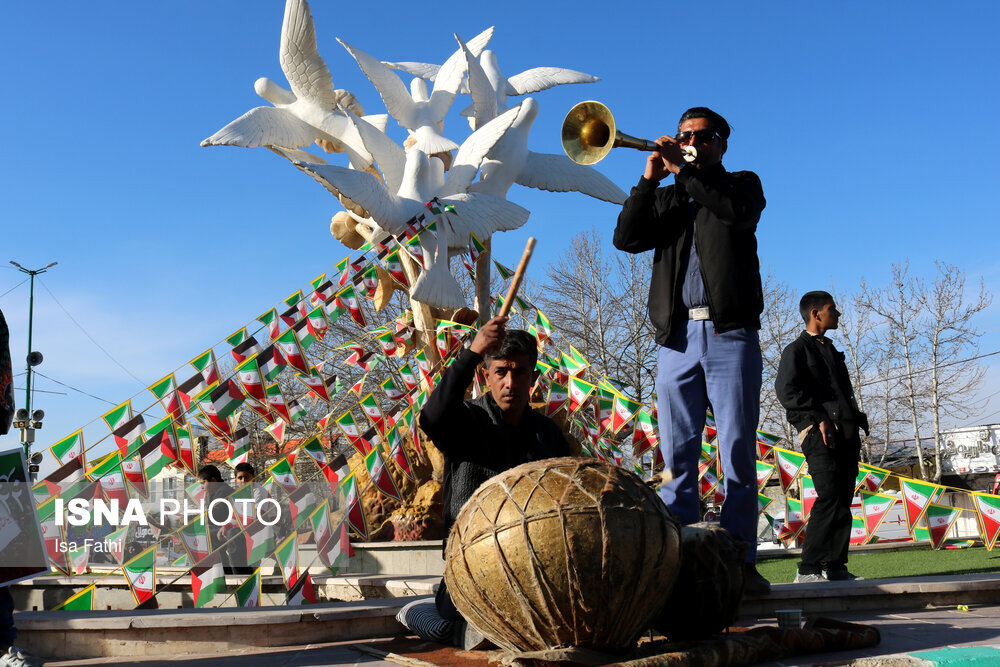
[798,425,860,574]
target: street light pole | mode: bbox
[10,260,57,458]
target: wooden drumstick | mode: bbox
[497,237,536,318]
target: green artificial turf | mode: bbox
[756,545,1000,583]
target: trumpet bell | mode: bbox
[561,101,617,165]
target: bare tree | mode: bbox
[757,267,799,444]
[923,262,992,481]
[859,263,931,479]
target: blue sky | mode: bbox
[2,1,999,471]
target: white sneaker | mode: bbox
[0,646,43,667]
[793,572,827,583]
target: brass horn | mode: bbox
[561,100,696,165]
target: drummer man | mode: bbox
[414,315,571,645]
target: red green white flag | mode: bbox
[255,345,287,382]
[245,520,276,565]
[631,408,659,456]
[318,519,353,574]
[860,491,898,542]
[567,377,596,413]
[758,492,774,516]
[336,285,366,327]
[257,308,281,340]
[236,357,266,403]
[305,305,328,342]
[386,425,414,480]
[191,349,220,386]
[91,454,130,506]
[112,414,147,458]
[231,336,263,364]
[360,393,387,436]
[380,376,407,401]
[973,492,1000,550]
[925,503,962,550]
[337,411,371,455]
[264,382,293,423]
[900,478,944,533]
[800,474,818,519]
[398,363,419,391]
[123,546,157,606]
[779,497,807,543]
[773,447,807,494]
[340,472,368,540]
[50,430,84,466]
[850,515,868,545]
[274,533,300,589]
[611,395,642,434]
[120,456,149,499]
[100,400,132,432]
[287,572,316,605]
[264,419,286,445]
[595,389,615,433]
[534,310,553,343]
[138,420,178,480]
[365,447,401,500]
[54,584,96,611]
[235,569,262,607]
[175,426,196,474]
[148,374,184,422]
[276,328,311,374]
[546,381,569,416]
[755,429,781,451]
[756,460,774,488]
[198,380,244,436]
[268,457,298,494]
[855,463,891,494]
[191,551,225,608]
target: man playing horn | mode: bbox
[613,107,770,596]
[399,315,571,647]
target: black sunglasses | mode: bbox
[676,129,721,145]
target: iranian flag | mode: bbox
[337,411,371,455]
[334,256,351,286]
[246,399,276,425]
[123,546,157,606]
[546,381,569,416]
[55,585,96,611]
[631,409,659,456]
[268,457,298,494]
[257,308,281,340]
[773,447,807,494]
[287,572,316,605]
[93,455,130,506]
[236,569,262,607]
[340,472,369,539]
[360,393,387,436]
[860,491,898,541]
[799,475,818,519]
[255,344,287,382]
[700,442,717,467]
[276,329,311,374]
[534,310,553,343]
[398,363,419,391]
[180,517,213,565]
[263,382,293,423]
[306,305,329,342]
[298,436,329,468]
[149,374,184,422]
[595,389,615,432]
[413,349,432,383]
[337,285,366,327]
[67,541,89,575]
[120,456,148,499]
[900,478,944,533]
[972,492,1000,550]
[244,520,276,566]
[50,430,84,466]
[309,501,333,550]
[610,395,642,434]
[855,463,891,494]
[568,377,596,413]
[758,492,774,516]
[756,460,775,489]
[113,414,147,458]
[779,497,807,543]
[925,504,962,550]
[274,533,300,589]
[699,466,719,498]
[365,447,401,500]
[100,400,132,432]
[236,357,266,403]
[850,515,868,545]
[191,349,220,386]
[39,508,70,575]
[105,525,128,565]
[381,376,407,402]
[191,552,225,608]
[232,336,263,364]
[383,249,409,287]
[755,429,781,453]
[374,330,397,357]
[226,327,249,348]
[698,412,715,442]
[175,426,196,473]
[386,425,414,480]
[265,420,286,445]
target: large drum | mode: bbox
[444,457,681,653]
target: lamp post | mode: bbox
[10,260,57,458]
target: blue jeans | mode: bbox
[656,320,762,561]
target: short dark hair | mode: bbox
[197,465,222,483]
[485,329,538,367]
[799,291,834,324]
[234,462,256,477]
[678,107,731,139]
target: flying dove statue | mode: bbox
[201,0,385,170]
[337,35,476,156]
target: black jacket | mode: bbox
[419,348,571,538]
[775,331,868,433]
[614,164,766,344]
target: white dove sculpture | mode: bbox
[201,0,385,171]
[453,40,626,205]
[337,35,480,156]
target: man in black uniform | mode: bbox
[401,315,570,646]
[775,291,869,583]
